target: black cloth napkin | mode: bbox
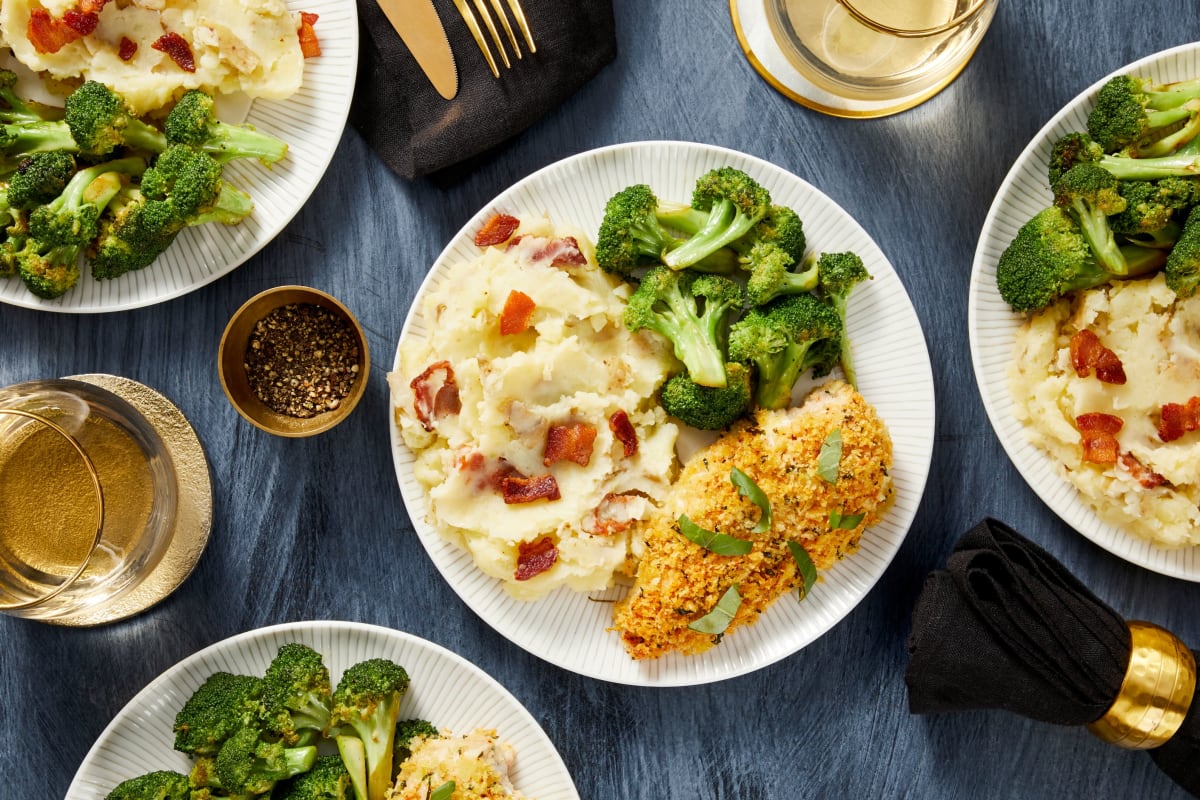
[350,0,616,180]
[905,518,1200,796]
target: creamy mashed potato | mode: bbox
[390,216,680,600]
[0,0,305,114]
[1009,273,1200,547]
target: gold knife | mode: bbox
[374,0,459,100]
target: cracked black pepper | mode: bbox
[243,303,360,418]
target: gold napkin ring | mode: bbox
[1087,621,1196,750]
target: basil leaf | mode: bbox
[787,541,818,601]
[730,466,772,533]
[430,781,456,800]
[829,509,865,530]
[678,514,753,556]
[817,428,843,484]
[687,584,742,635]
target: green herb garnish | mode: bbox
[787,541,818,601]
[430,780,456,800]
[829,509,865,530]
[688,584,742,635]
[730,466,771,533]
[817,428,843,484]
[678,514,753,556]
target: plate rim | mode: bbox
[389,139,937,686]
[968,42,1200,580]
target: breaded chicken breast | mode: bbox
[612,380,894,660]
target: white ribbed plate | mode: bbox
[0,0,357,313]
[389,142,936,686]
[969,44,1200,580]
[65,621,579,799]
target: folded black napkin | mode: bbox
[905,518,1200,796]
[350,0,617,180]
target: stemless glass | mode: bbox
[0,379,178,622]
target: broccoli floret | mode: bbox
[141,143,222,217]
[164,90,288,165]
[1110,177,1200,235]
[329,658,411,800]
[742,242,820,307]
[659,362,752,430]
[623,266,742,388]
[213,725,318,796]
[6,151,76,209]
[1087,74,1200,155]
[661,167,770,269]
[103,771,191,800]
[173,672,266,756]
[728,293,842,410]
[1048,131,1200,181]
[995,206,1166,312]
[1051,163,1128,274]
[274,754,356,800]
[659,202,806,261]
[0,120,77,170]
[393,718,439,766]
[594,184,681,277]
[0,70,62,126]
[1048,132,1107,185]
[262,643,334,746]
[1166,205,1200,298]
[813,251,870,387]
[63,80,167,157]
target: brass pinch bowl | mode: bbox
[218,286,369,438]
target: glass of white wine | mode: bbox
[759,0,999,116]
[0,379,178,622]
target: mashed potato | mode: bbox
[0,0,305,114]
[389,216,680,600]
[1009,273,1200,547]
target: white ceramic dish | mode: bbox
[66,620,579,799]
[389,141,936,686]
[968,43,1200,580]
[0,0,358,313]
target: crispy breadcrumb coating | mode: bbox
[612,380,894,659]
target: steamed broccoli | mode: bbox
[164,90,288,165]
[813,251,870,387]
[1051,163,1129,274]
[63,80,168,157]
[1110,177,1200,235]
[103,771,191,800]
[623,266,743,388]
[6,151,76,209]
[274,754,356,800]
[213,725,318,796]
[658,362,752,430]
[172,672,266,756]
[1048,131,1200,181]
[329,658,411,800]
[995,206,1166,312]
[0,71,74,170]
[262,643,334,746]
[658,202,807,262]
[728,293,842,410]
[0,69,61,126]
[1087,74,1200,155]
[742,242,819,307]
[594,184,737,276]
[662,167,771,269]
[1165,205,1200,298]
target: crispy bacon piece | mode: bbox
[62,9,98,35]
[118,36,138,61]
[515,536,558,580]
[1076,412,1123,464]
[1119,453,1167,489]
[151,32,196,72]
[474,213,520,247]
[298,12,321,57]
[1069,329,1126,385]
[543,422,597,467]
[507,235,588,267]
[499,290,536,335]
[1158,397,1200,442]
[410,361,461,432]
[501,473,560,504]
[609,410,638,457]
[27,9,81,53]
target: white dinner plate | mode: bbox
[66,620,579,799]
[0,0,358,313]
[389,141,936,686]
[968,43,1200,580]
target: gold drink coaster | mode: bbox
[50,374,213,627]
[1087,621,1197,750]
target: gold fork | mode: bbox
[451,0,535,78]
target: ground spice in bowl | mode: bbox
[242,303,361,418]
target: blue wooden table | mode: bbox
[3,2,1199,797]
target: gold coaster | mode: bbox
[50,374,213,627]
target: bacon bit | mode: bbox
[151,32,196,72]
[118,36,138,61]
[1158,397,1200,442]
[501,473,561,504]
[410,361,461,432]
[487,459,523,493]
[62,9,98,35]
[499,290,536,335]
[533,236,587,267]
[297,11,321,57]
[1069,329,1126,385]
[543,422,597,467]
[1077,412,1124,464]
[609,410,638,457]
[1119,453,1167,489]
[27,9,82,54]
[474,213,520,247]
[514,537,558,580]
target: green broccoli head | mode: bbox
[262,643,334,746]
[1087,74,1200,156]
[164,90,288,165]
[594,183,677,277]
[662,167,771,269]
[63,81,167,156]
[141,144,223,218]
[273,754,355,800]
[1048,132,1106,186]
[659,363,752,430]
[330,658,410,800]
[213,726,318,796]
[29,157,143,248]
[6,151,75,209]
[172,672,267,756]
[89,189,180,280]
[14,240,81,299]
[1166,205,1200,298]
[1052,163,1129,274]
[103,771,191,800]
[1109,178,1200,235]
[740,204,806,261]
[743,242,819,307]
